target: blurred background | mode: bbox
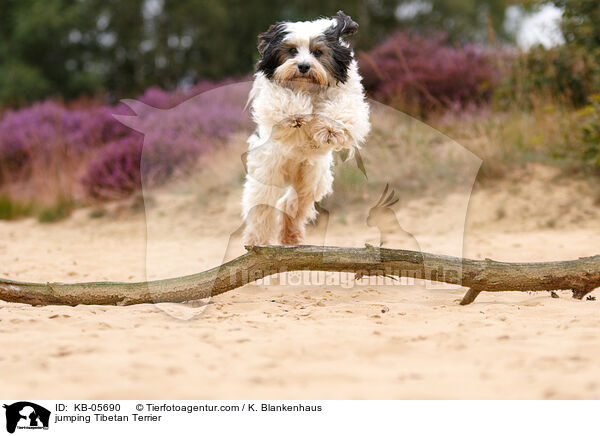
[0,0,598,221]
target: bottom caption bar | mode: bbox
[0,400,596,435]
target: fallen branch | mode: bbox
[0,245,599,306]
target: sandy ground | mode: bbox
[1,164,600,399]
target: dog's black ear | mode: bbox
[257,23,286,55]
[333,11,358,38]
[256,22,288,77]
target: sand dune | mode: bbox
[1,164,599,399]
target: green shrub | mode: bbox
[37,197,74,223]
[0,196,33,220]
[497,1,600,109]
[577,94,600,172]
[0,61,52,107]
[555,0,600,59]
[495,45,600,109]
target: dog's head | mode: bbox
[256,11,358,90]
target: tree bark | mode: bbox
[0,245,599,306]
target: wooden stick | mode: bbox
[459,289,481,305]
[0,245,599,306]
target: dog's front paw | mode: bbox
[272,115,312,141]
[311,119,347,147]
[288,115,308,129]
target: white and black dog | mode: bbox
[242,11,370,245]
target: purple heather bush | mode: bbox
[81,136,143,200]
[0,101,130,182]
[0,78,250,204]
[358,32,501,115]
[135,77,245,109]
[85,80,250,199]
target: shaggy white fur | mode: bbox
[242,15,370,245]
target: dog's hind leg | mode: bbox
[242,204,279,245]
[242,176,285,245]
[277,186,305,245]
[278,159,334,245]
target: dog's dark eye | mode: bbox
[312,49,323,57]
[289,47,298,56]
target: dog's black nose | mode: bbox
[298,63,310,74]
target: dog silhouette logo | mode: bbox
[3,402,50,434]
